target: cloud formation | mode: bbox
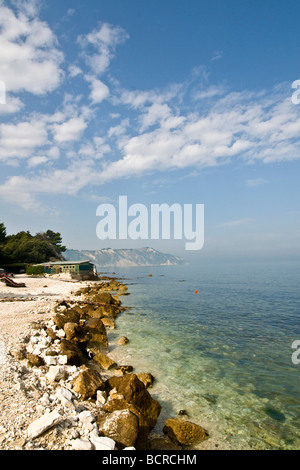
[0,2,300,213]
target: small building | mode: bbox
[37,260,96,276]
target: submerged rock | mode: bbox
[163,418,208,446]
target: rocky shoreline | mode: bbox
[0,275,208,451]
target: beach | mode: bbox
[0,273,207,451]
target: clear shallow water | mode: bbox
[106,260,300,449]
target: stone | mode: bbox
[71,366,105,400]
[53,310,80,330]
[78,410,96,424]
[90,435,116,451]
[118,336,129,345]
[27,411,62,439]
[101,318,116,329]
[58,355,68,365]
[93,352,117,370]
[55,387,74,403]
[115,365,134,376]
[60,339,86,366]
[96,390,107,405]
[26,353,45,367]
[46,327,57,341]
[63,322,78,341]
[85,317,106,336]
[97,410,139,448]
[88,334,108,352]
[45,355,57,366]
[163,418,208,446]
[71,438,93,451]
[46,365,67,382]
[136,373,154,389]
[106,374,161,430]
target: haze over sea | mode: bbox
[107,259,300,450]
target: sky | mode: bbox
[1,0,300,261]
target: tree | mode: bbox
[36,230,66,258]
[0,224,66,265]
[0,222,6,243]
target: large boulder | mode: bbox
[93,352,117,370]
[105,374,161,449]
[106,374,161,428]
[60,339,86,366]
[53,309,80,330]
[163,418,208,446]
[84,317,106,336]
[97,410,139,448]
[72,366,105,400]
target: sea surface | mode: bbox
[106,259,300,450]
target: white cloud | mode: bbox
[68,65,83,77]
[85,75,110,104]
[79,22,129,75]
[51,117,87,143]
[0,3,63,95]
[0,95,23,114]
[0,119,48,161]
[27,156,48,168]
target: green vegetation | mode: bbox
[25,265,45,275]
[0,223,66,266]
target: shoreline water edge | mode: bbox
[0,273,208,451]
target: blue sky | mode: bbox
[1,0,300,260]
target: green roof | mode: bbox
[35,260,93,266]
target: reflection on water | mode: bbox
[107,260,300,449]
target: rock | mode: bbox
[27,411,62,439]
[101,318,116,329]
[63,322,78,341]
[163,418,208,446]
[115,365,134,376]
[118,336,129,345]
[71,366,105,400]
[44,355,57,366]
[55,387,74,403]
[90,435,116,451]
[71,438,94,451]
[26,353,45,367]
[46,327,58,342]
[93,352,117,370]
[9,348,26,361]
[60,339,86,366]
[46,365,67,382]
[85,317,106,336]
[87,334,108,353]
[136,373,154,389]
[97,390,107,405]
[97,410,139,448]
[78,410,96,424]
[53,310,80,330]
[106,374,161,430]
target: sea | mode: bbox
[105,259,300,450]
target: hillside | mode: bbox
[64,247,186,267]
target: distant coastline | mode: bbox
[64,247,187,268]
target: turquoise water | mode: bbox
[107,260,300,449]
